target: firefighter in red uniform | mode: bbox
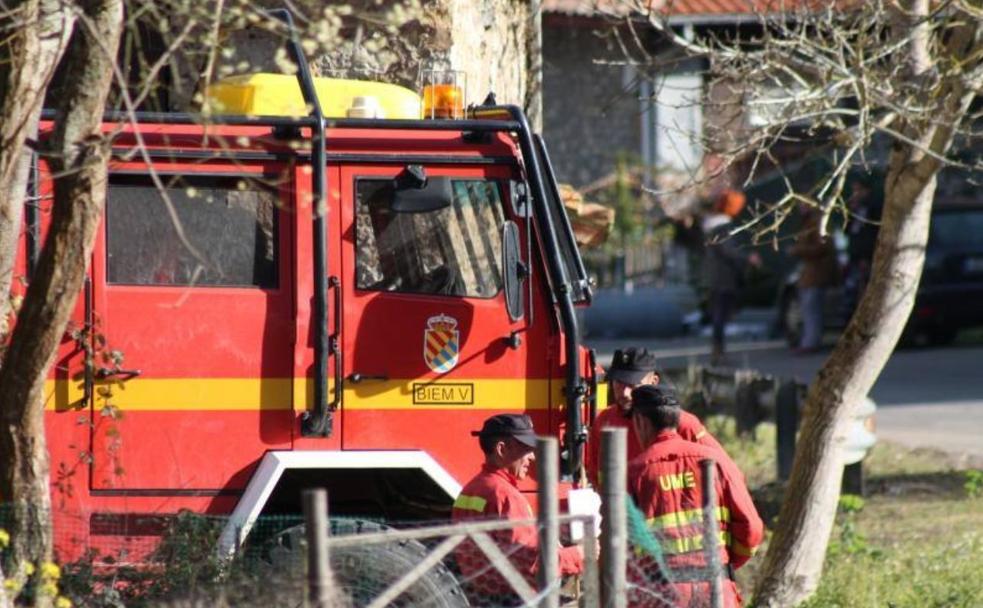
[627,385,763,607]
[586,347,729,486]
[452,414,584,605]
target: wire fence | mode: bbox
[0,502,730,608]
[0,432,734,607]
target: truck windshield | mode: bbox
[356,178,506,298]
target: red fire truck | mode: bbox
[33,17,598,570]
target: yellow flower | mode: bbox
[3,579,19,592]
[0,529,9,548]
[40,562,61,580]
[39,581,58,597]
[23,562,35,576]
[56,597,73,608]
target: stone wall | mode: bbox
[159,1,533,115]
[542,20,641,188]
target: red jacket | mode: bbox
[586,405,725,486]
[626,431,764,607]
[451,464,583,595]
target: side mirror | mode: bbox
[502,220,526,321]
[390,166,453,213]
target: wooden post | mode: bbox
[581,518,601,608]
[775,379,800,481]
[700,459,724,608]
[303,488,332,608]
[600,428,627,608]
[537,437,560,608]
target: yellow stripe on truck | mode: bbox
[43,378,293,411]
[44,378,557,411]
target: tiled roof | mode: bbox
[542,0,830,17]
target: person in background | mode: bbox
[584,347,733,487]
[701,190,761,365]
[452,414,584,605]
[789,203,839,353]
[627,385,764,608]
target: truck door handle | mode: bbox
[96,367,142,380]
[348,373,388,384]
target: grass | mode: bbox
[707,419,983,607]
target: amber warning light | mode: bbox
[421,69,465,119]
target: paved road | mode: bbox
[585,332,983,465]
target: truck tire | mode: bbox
[264,520,470,608]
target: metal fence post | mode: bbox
[700,459,723,608]
[733,370,759,436]
[775,379,800,481]
[303,488,331,608]
[600,428,627,608]
[537,437,560,608]
[842,461,866,496]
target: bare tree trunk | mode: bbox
[0,0,123,575]
[0,1,76,328]
[752,15,982,607]
[524,0,543,132]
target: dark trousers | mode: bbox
[709,290,738,355]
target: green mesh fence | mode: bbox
[0,498,729,608]
[625,495,733,608]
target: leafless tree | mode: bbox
[606,0,983,605]
[0,1,412,601]
[0,4,123,595]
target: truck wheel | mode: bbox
[264,520,470,608]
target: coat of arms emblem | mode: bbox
[423,314,460,373]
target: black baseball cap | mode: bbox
[630,384,681,413]
[471,414,537,448]
[606,347,660,385]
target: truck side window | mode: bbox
[356,178,505,298]
[106,174,278,288]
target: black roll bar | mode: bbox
[263,8,332,438]
[532,134,592,305]
[27,149,40,278]
[473,105,586,479]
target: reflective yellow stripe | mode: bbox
[730,539,758,557]
[342,378,554,410]
[43,378,293,412]
[646,507,730,530]
[453,494,487,513]
[43,377,555,411]
[660,531,731,555]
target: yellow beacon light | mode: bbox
[421,69,465,119]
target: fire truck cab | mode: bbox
[37,34,597,565]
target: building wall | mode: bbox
[542,20,642,188]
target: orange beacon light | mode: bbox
[421,70,466,119]
[422,84,464,119]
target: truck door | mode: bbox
[339,164,553,483]
[89,168,294,491]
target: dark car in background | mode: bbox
[778,202,983,346]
